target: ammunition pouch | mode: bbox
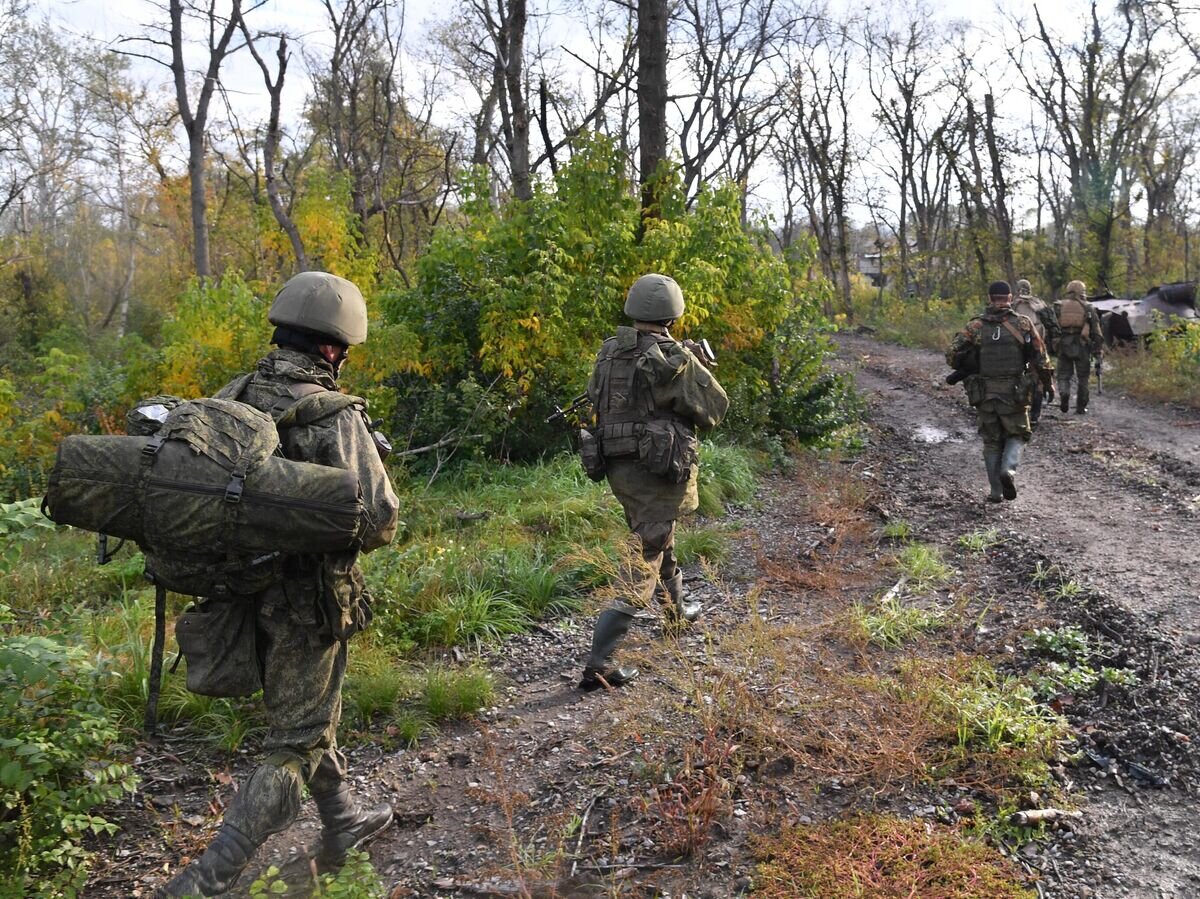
[638,420,698,484]
[599,421,641,459]
[174,599,262,697]
[579,427,606,482]
[963,374,986,407]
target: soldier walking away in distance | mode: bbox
[1053,279,1104,415]
[1012,279,1060,429]
[158,272,400,897]
[946,280,1053,503]
[579,274,729,691]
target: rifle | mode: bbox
[546,393,592,427]
[1095,357,1103,395]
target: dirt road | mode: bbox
[841,332,1200,899]
[90,333,1200,899]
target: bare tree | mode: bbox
[671,0,796,206]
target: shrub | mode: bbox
[0,636,137,896]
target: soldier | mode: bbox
[1053,279,1104,414]
[1012,278,1060,429]
[579,274,729,691]
[947,280,1052,503]
[159,272,400,897]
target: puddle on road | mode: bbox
[913,424,960,444]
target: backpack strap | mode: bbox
[1000,319,1026,345]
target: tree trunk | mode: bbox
[505,0,531,202]
[637,0,668,228]
[188,132,211,278]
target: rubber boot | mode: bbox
[983,452,1004,503]
[999,438,1023,501]
[1058,380,1070,413]
[663,570,701,623]
[309,781,394,871]
[157,762,301,897]
[580,607,638,690]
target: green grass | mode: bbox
[696,442,759,517]
[852,594,944,647]
[896,543,952,588]
[675,526,731,565]
[957,528,1000,553]
[881,519,913,541]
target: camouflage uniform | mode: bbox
[1012,279,1060,428]
[1053,282,1104,414]
[948,290,1051,501]
[581,321,728,686]
[160,345,398,895]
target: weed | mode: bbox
[755,816,1034,898]
[896,543,952,588]
[957,528,1001,553]
[675,526,731,565]
[1053,579,1085,601]
[696,442,759,517]
[1023,626,1090,661]
[419,665,494,721]
[343,640,408,727]
[881,519,913,541]
[852,594,944,648]
[945,663,1068,761]
[412,583,528,650]
[1030,560,1057,587]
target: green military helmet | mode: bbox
[624,273,685,322]
[269,271,368,346]
[1016,279,1032,296]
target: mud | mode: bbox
[840,333,1200,899]
[85,334,1200,899]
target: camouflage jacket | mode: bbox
[588,325,729,522]
[218,348,399,637]
[947,306,1053,389]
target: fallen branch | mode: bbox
[394,433,485,458]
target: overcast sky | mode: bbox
[40,0,1162,231]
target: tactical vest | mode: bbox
[977,314,1027,379]
[592,326,688,458]
[1012,297,1045,340]
[1058,297,1090,337]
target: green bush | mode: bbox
[379,133,850,462]
[0,636,136,896]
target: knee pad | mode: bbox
[226,759,303,842]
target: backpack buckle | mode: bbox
[141,436,165,457]
[224,473,245,504]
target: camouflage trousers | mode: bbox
[1056,353,1092,410]
[215,579,350,845]
[613,514,679,613]
[976,398,1031,453]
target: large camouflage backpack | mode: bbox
[43,392,366,598]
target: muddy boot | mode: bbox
[983,452,1004,503]
[580,607,638,691]
[663,570,701,623]
[156,824,256,898]
[309,781,393,871]
[1058,381,1070,413]
[158,762,301,897]
[999,438,1023,501]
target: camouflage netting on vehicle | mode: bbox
[44,398,364,596]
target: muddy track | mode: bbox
[839,333,1200,638]
[840,333,1200,899]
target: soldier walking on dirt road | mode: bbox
[158,273,400,897]
[1012,279,1060,429]
[578,274,729,691]
[1053,279,1104,415]
[947,280,1053,503]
